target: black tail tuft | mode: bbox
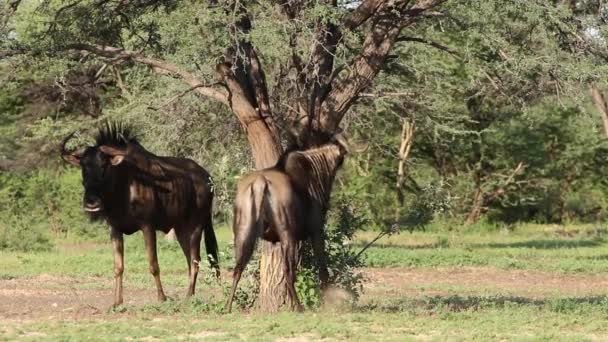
[204,215,220,277]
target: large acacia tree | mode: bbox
[3,0,447,310]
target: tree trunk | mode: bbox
[257,241,298,312]
[236,105,291,312]
[465,188,484,225]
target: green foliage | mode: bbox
[3,0,608,252]
[299,200,366,306]
[0,169,106,251]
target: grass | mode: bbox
[3,300,608,341]
[358,224,608,273]
[2,223,608,340]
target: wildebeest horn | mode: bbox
[60,132,86,166]
[334,133,369,153]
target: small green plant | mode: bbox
[295,269,321,309]
[299,199,367,306]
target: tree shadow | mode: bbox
[355,294,608,313]
[470,239,604,249]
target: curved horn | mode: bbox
[60,132,85,166]
[334,133,369,153]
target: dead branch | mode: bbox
[396,118,415,190]
[112,65,130,97]
[486,162,526,202]
[591,88,608,138]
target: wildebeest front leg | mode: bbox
[111,227,124,307]
[143,228,167,302]
[311,230,329,288]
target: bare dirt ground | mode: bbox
[2,267,608,321]
[362,267,608,299]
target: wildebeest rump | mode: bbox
[61,122,219,306]
[226,134,349,312]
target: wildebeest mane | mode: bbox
[95,121,139,147]
[283,144,342,209]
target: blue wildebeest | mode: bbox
[61,122,218,306]
[226,133,355,312]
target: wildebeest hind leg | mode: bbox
[110,227,124,307]
[177,227,201,297]
[143,227,167,302]
[189,227,203,296]
[226,211,257,313]
[281,238,303,312]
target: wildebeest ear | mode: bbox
[99,145,127,166]
[109,155,125,166]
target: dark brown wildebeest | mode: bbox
[226,134,352,312]
[61,122,219,306]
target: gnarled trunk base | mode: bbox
[257,241,299,312]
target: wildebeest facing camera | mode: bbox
[60,121,219,307]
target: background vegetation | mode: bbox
[2,0,608,247]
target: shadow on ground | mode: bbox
[469,238,604,249]
[356,294,608,313]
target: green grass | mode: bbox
[358,224,608,273]
[3,300,608,341]
[3,223,608,340]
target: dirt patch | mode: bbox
[362,266,608,299]
[0,274,162,320]
[2,267,608,321]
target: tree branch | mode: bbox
[344,0,386,30]
[65,43,229,105]
[397,36,459,55]
[359,91,415,98]
[319,0,447,132]
[148,83,222,111]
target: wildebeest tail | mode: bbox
[204,202,220,277]
[251,175,269,238]
[231,175,268,277]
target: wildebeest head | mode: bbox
[61,122,138,213]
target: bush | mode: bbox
[298,200,367,308]
[0,169,106,251]
[0,214,53,252]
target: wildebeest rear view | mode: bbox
[226,134,350,312]
[61,122,219,306]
